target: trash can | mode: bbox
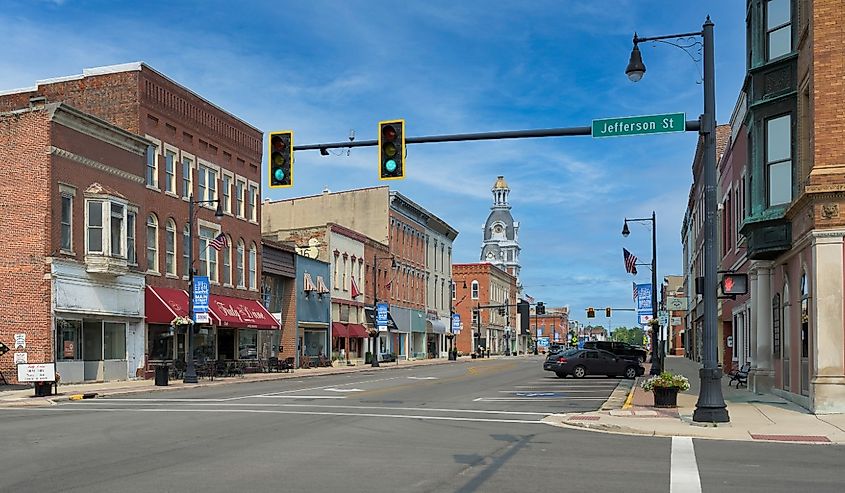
[34,381,52,397]
[155,365,169,386]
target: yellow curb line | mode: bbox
[622,379,637,409]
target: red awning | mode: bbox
[208,294,280,330]
[347,323,368,338]
[332,322,348,338]
[145,286,189,324]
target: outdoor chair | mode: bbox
[728,363,750,388]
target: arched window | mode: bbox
[146,214,158,273]
[236,239,245,288]
[222,235,232,285]
[249,242,257,290]
[471,280,479,299]
[165,219,176,276]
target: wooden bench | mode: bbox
[728,363,750,388]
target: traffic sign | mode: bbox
[592,112,685,138]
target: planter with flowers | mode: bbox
[640,371,691,408]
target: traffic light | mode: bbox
[587,307,595,318]
[517,300,530,334]
[536,302,546,315]
[378,119,405,180]
[268,131,293,188]
[721,273,749,296]
[605,307,612,317]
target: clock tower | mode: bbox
[480,176,521,287]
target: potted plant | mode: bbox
[640,371,691,408]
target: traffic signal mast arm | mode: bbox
[291,121,702,152]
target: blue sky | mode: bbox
[2,0,746,329]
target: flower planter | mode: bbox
[653,386,680,408]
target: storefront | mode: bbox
[426,318,447,358]
[53,259,145,383]
[296,255,332,367]
[332,322,368,361]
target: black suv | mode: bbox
[582,341,647,362]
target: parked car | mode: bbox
[543,348,644,379]
[582,341,647,362]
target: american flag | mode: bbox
[623,248,638,275]
[633,282,638,300]
[209,233,229,251]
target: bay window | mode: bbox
[766,114,792,206]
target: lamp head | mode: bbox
[625,43,646,82]
[621,220,631,237]
[214,200,224,219]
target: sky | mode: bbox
[1,0,747,330]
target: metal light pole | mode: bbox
[371,256,395,368]
[185,195,224,384]
[448,280,467,361]
[627,17,727,422]
[623,212,660,374]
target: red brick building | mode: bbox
[0,63,277,383]
[452,263,517,355]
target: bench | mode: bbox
[728,363,750,388]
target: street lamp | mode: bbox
[448,280,467,360]
[622,212,660,375]
[626,17,728,422]
[184,196,224,384]
[371,255,396,368]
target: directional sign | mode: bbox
[592,112,685,138]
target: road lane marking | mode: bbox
[670,437,702,493]
[407,376,438,380]
[474,397,607,402]
[256,395,347,399]
[498,390,613,393]
[13,407,546,425]
[323,388,364,392]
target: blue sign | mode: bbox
[376,302,389,331]
[636,283,652,313]
[451,313,461,332]
[537,337,550,348]
[193,276,210,314]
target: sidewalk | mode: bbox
[0,355,486,408]
[545,356,845,444]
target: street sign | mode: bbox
[537,337,550,348]
[658,310,669,327]
[451,313,461,333]
[666,297,688,311]
[376,302,389,332]
[592,112,685,138]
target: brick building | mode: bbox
[452,263,518,355]
[0,63,278,383]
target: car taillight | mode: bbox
[558,357,567,363]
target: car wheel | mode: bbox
[624,366,638,379]
[555,371,567,379]
[572,365,586,379]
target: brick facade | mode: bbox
[452,263,517,354]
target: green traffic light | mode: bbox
[274,168,285,181]
[384,159,397,173]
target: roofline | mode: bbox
[390,190,459,238]
[263,185,389,205]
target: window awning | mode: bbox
[426,318,447,334]
[347,323,368,338]
[145,286,189,325]
[364,307,398,331]
[332,322,348,338]
[208,294,280,330]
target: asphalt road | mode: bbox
[1,356,842,493]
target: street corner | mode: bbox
[542,411,656,437]
[0,396,58,408]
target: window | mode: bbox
[766,0,791,60]
[208,168,217,203]
[221,174,232,214]
[236,239,245,287]
[110,203,124,257]
[222,235,231,285]
[766,114,792,206]
[87,201,103,253]
[235,180,245,218]
[249,242,257,290]
[198,226,219,282]
[198,165,207,203]
[165,219,176,276]
[248,184,257,221]
[452,281,456,300]
[183,224,191,277]
[164,150,176,193]
[60,194,72,251]
[471,280,479,299]
[197,165,218,204]
[86,199,129,258]
[472,309,479,326]
[56,319,82,360]
[146,214,158,273]
[182,156,193,199]
[146,145,158,188]
[103,322,126,360]
[342,256,348,291]
[127,211,136,265]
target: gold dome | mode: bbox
[493,175,508,189]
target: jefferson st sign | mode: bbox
[592,112,685,138]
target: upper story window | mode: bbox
[236,239,245,288]
[198,225,219,283]
[221,174,232,214]
[222,235,232,286]
[183,224,190,277]
[471,280,479,299]
[165,219,177,276]
[145,145,158,189]
[766,114,793,206]
[164,150,177,194]
[127,210,137,265]
[249,242,257,290]
[248,184,258,222]
[86,198,128,259]
[766,0,791,60]
[60,191,73,252]
[235,180,245,218]
[146,214,159,273]
[181,156,194,199]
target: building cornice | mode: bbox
[51,146,145,184]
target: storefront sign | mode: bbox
[14,352,27,364]
[193,276,210,314]
[17,363,55,382]
[671,316,682,326]
[376,302,389,332]
[666,297,688,311]
[63,340,75,358]
[14,333,26,350]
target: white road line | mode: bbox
[60,402,548,416]
[474,397,607,402]
[15,407,545,425]
[670,437,702,493]
[497,390,611,393]
[255,375,406,397]
[255,395,347,399]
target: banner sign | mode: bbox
[451,313,461,333]
[193,276,210,314]
[636,284,652,313]
[376,302,389,332]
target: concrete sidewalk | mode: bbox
[546,356,845,444]
[0,355,490,407]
